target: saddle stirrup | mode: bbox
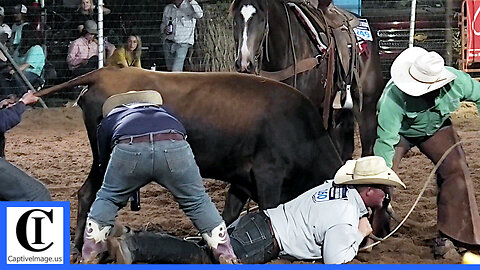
[332,85,353,110]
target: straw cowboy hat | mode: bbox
[102,90,163,117]
[391,47,456,97]
[333,156,406,188]
[84,20,98,34]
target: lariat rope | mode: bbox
[360,141,462,251]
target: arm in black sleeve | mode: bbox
[0,102,26,134]
[96,119,112,177]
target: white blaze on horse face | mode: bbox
[240,5,256,70]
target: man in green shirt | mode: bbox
[374,47,480,254]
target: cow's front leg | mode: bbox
[222,184,250,225]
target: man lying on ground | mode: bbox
[106,156,406,264]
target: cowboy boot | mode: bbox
[81,218,112,264]
[201,222,238,264]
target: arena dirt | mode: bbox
[6,104,480,264]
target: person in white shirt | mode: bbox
[106,156,406,264]
[0,7,11,42]
[160,0,203,71]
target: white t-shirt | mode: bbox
[265,180,368,264]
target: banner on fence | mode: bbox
[467,0,480,64]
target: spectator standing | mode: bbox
[107,35,142,68]
[67,20,99,77]
[71,0,111,34]
[11,4,28,52]
[161,0,203,71]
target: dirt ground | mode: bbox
[5,103,480,264]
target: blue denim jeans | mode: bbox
[88,139,223,234]
[163,40,191,71]
[229,212,279,263]
[0,157,51,201]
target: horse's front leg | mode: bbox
[355,48,384,157]
[329,109,355,162]
[353,97,377,157]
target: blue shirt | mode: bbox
[0,102,26,134]
[96,105,186,173]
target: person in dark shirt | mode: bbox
[81,90,237,264]
[0,91,51,201]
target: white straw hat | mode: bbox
[333,156,406,188]
[102,90,163,117]
[391,47,456,96]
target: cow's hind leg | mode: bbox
[223,184,251,225]
[74,168,103,252]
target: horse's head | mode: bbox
[231,0,268,74]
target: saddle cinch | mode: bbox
[288,0,362,115]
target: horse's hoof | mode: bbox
[432,237,456,259]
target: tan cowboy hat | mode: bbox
[84,20,98,34]
[391,47,456,96]
[102,90,163,117]
[333,156,406,188]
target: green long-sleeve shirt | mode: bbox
[374,67,480,168]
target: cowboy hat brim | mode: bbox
[333,160,406,189]
[102,90,163,117]
[391,47,456,97]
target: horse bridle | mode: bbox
[253,0,270,75]
[251,0,325,88]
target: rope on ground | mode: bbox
[360,141,462,251]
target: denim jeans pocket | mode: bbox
[164,143,194,173]
[110,146,141,173]
[230,215,267,246]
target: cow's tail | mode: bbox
[34,69,100,98]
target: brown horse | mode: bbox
[231,0,384,161]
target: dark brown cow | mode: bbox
[35,67,343,252]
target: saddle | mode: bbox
[288,0,362,126]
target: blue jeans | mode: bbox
[0,157,51,201]
[10,70,41,95]
[163,40,191,71]
[88,139,222,233]
[229,212,279,263]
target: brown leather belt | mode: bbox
[117,133,184,144]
